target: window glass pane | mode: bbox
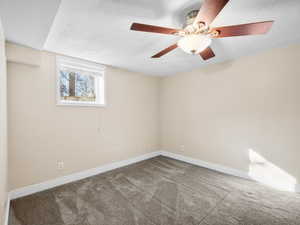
[57,56,105,106]
[59,69,97,103]
[59,70,70,97]
[75,73,96,102]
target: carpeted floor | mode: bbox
[9,156,300,225]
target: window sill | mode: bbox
[56,103,106,108]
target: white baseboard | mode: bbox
[8,150,300,202]
[4,195,10,225]
[161,151,300,193]
[160,151,251,180]
[9,151,161,200]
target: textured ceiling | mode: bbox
[1,0,300,76]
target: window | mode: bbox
[56,56,105,106]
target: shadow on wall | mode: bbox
[248,149,297,192]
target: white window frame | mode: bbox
[56,56,106,107]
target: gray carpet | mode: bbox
[9,156,300,225]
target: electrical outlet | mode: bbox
[0,201,5,211]
[57,161,64,170]
[180,145,185,152]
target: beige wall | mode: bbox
[7,41,300,191]
[0,20,7,224]
[161,44,300,185]
[8,43,160,190]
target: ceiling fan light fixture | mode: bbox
[177,34,212,54]
[130,0,274,61]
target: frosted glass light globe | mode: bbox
[178,34,212,54]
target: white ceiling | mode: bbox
[0,0,61,49]
[1,0,300,76]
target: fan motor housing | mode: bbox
[184,10,200,27]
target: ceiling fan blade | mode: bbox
[211,21,274,38]
[152,44,178,58]
[131,23,181,35]
[199,47,215,60]
[194,0,230,26]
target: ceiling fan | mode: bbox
[130,0,274,60]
